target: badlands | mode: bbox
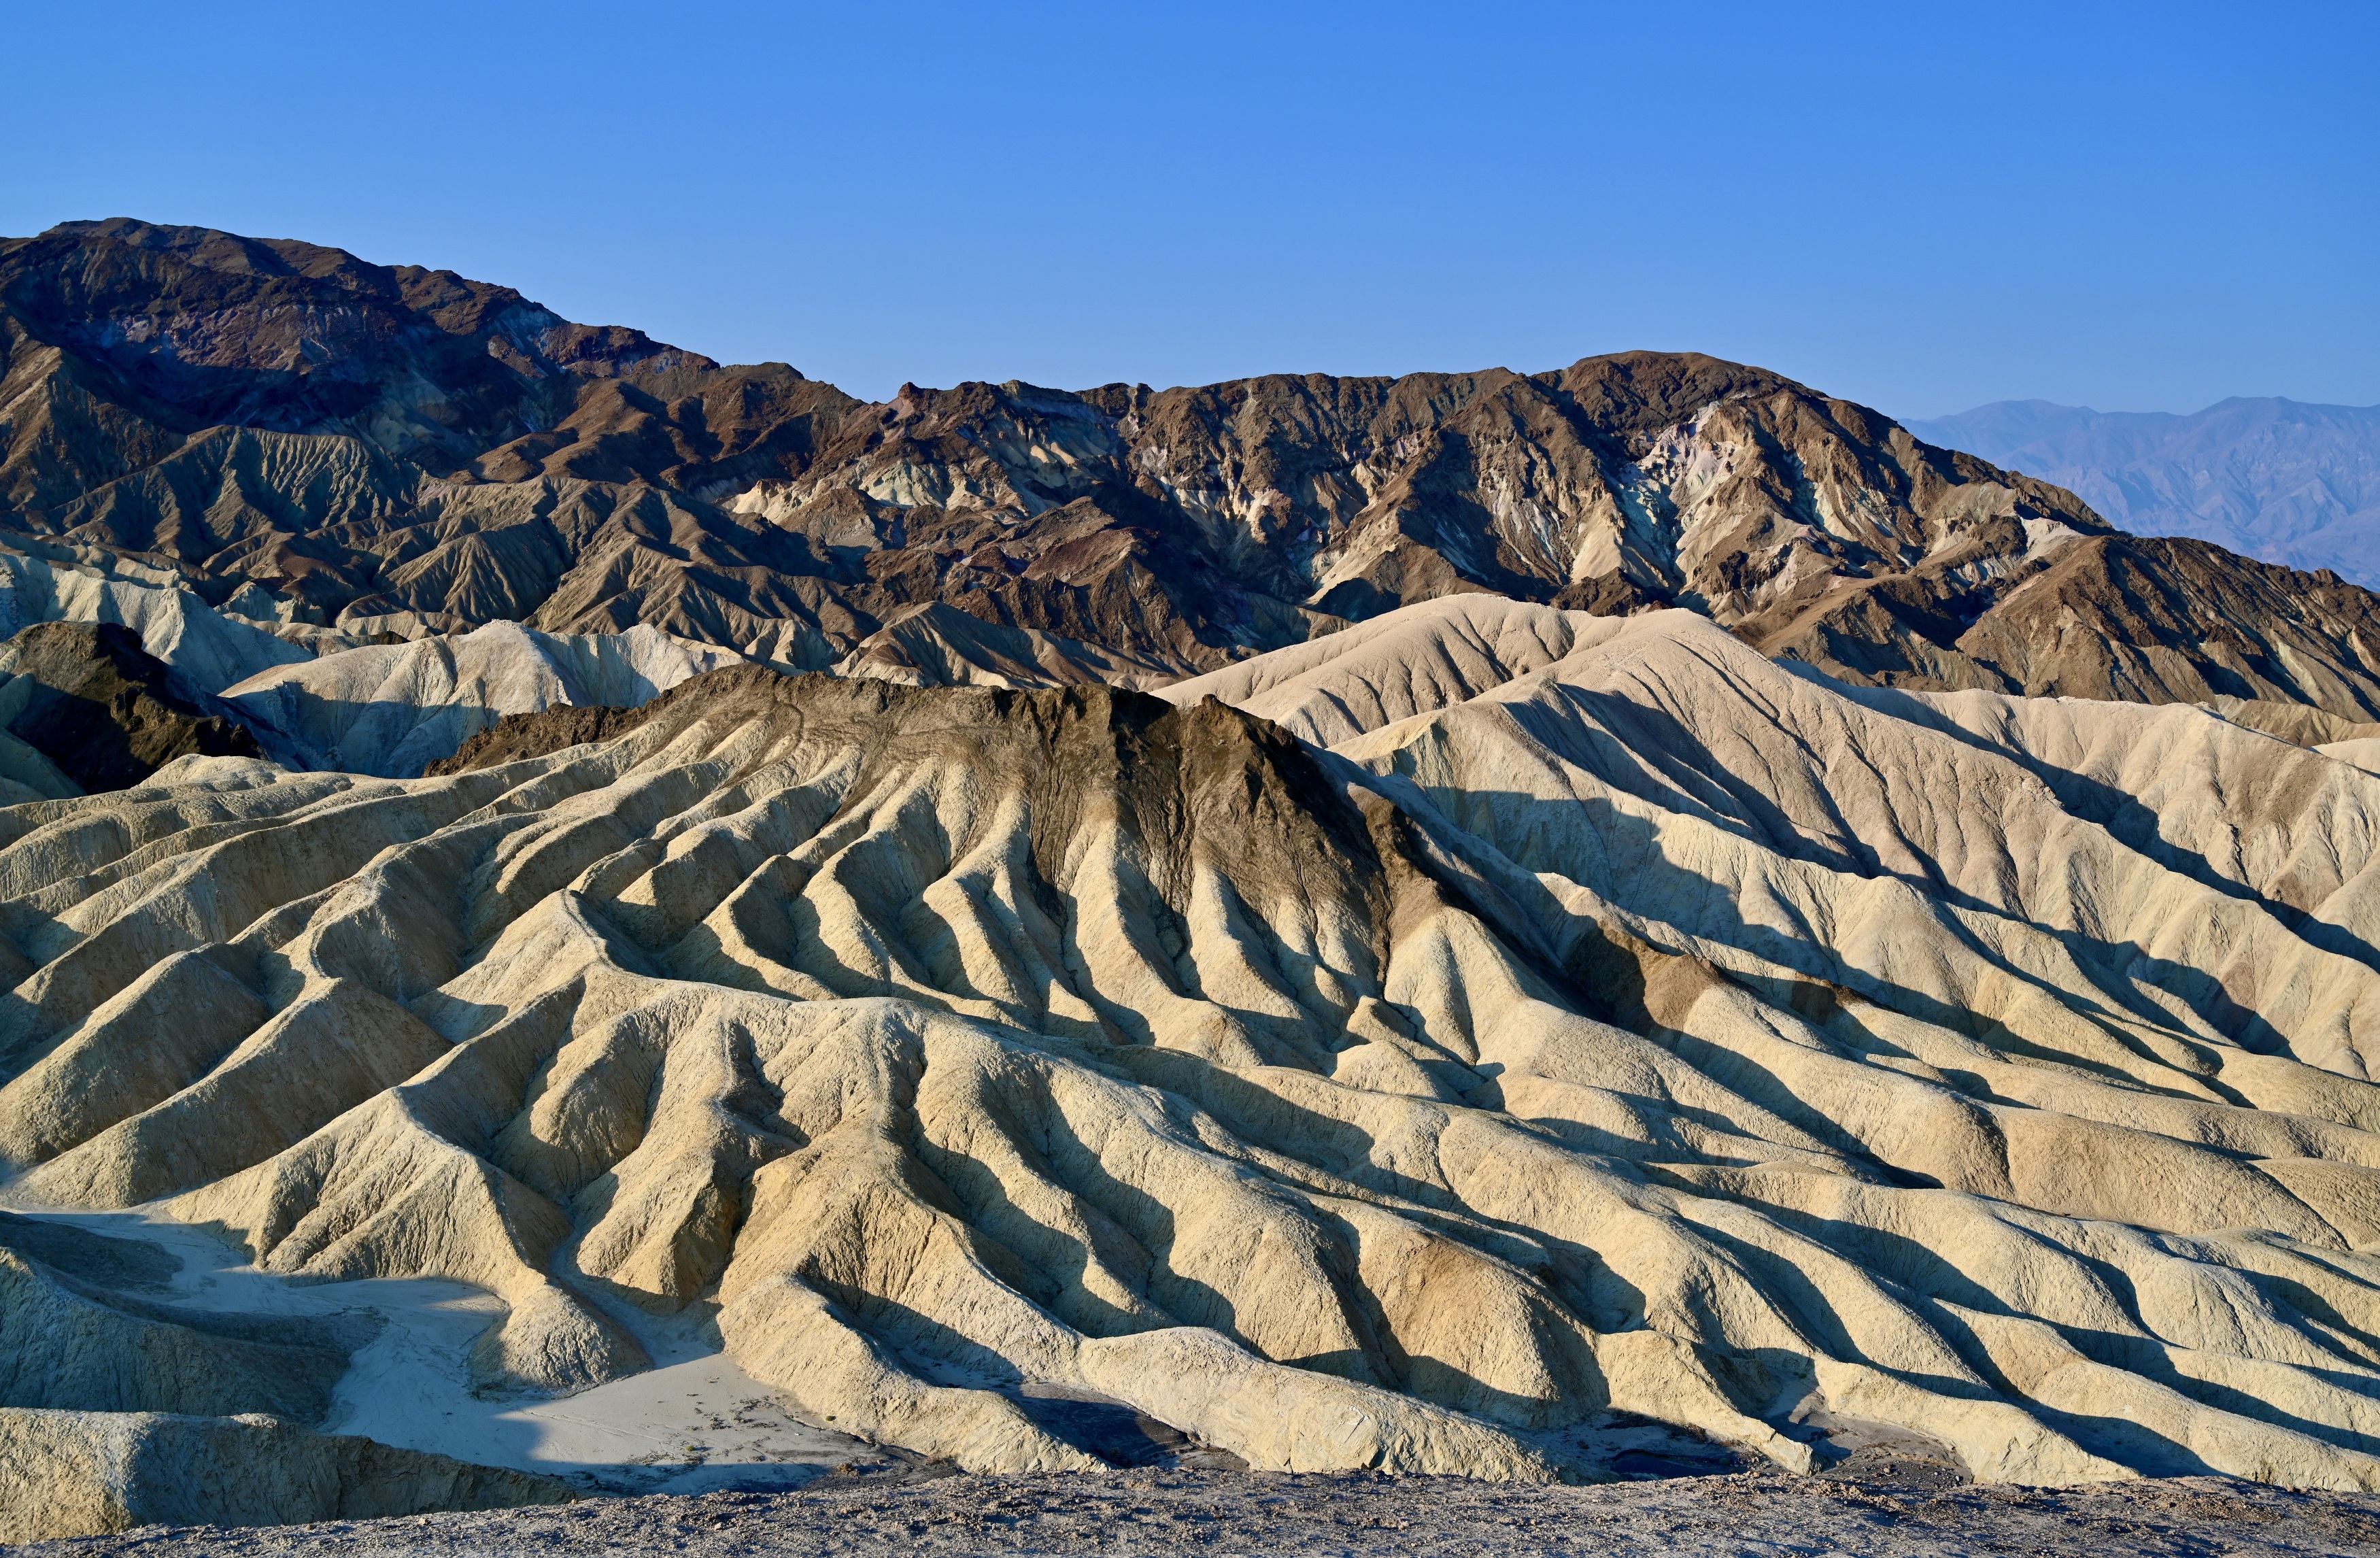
[12,595,2380,1536]
[16,218,2380,1542]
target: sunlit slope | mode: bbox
[219,620,742,777]
[6,603,2380,1486]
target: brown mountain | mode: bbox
[0,620,260,790]
[5,218,2377,720]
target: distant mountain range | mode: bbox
[1909,397,2380,584]
[10,218,2380,745]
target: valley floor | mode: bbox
[12,1469,2380,1558]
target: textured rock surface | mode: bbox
[1746,532,2380,717]
[0,1244,350,1421]
[218,621,742,777]
[0,1408,573,1541]
[18,1468,2380,1557]
[10,220,2379,723]
[0,544,318,702]
[830,603,1181,692]
[0,621,260,791]
[425,702,660,776]
[0,527,749,786]
[7,600,2380,1499]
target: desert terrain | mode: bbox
[9,220,2380,1540]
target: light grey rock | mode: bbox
[0,1408,571,1541]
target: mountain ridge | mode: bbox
[1909,395,2380,583]
[16,217,2380,1537]
[10,218,2380,738]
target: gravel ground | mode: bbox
[15,1466,2380,1557]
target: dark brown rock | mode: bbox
[10,218,2380,725]
[424,700,663,775]
[0,620,261,790]
[1746,533,2380,717]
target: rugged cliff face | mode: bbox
[8,219,2375,722]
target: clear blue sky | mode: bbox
[5,1,2373,418]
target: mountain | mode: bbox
[217,620,741,777]
[11,219,2380,732]
[1909,397,2380,584]
[0,532,728,783]
[12,599,2380,1516]
[18,219,2380,1534]
[0,621,259,791]
[0,537,322,698]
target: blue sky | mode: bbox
[5,1,2373,416]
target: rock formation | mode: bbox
[0,541,320,699]
[0,531,749,785]
[13,215,2380,1533]
[218,620,743,777]
[11,219,2380,729]
[830,603,1183,692]
[0,621,260,792]
[0,1410,573,1541]
[7,598,2380,1504]
[0,1191,575,1539]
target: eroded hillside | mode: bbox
[10,600,2380,1507]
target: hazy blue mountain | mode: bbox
[1909,397,2380,583]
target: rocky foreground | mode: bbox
[14,1469,2380,1557]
